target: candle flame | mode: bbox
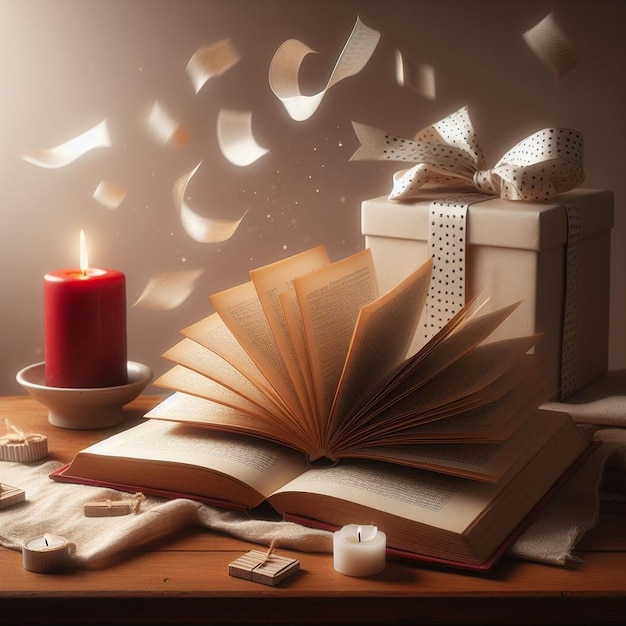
[79,230,89,276]
[355,525,378,543]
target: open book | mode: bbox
[52,245,591,569]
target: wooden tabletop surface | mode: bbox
[1,394,626,625]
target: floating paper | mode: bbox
[217,109,269,167]
[523,12,578,79]
[146,100,190,150]
[395,49,436,100]
[186,38,241,94]
[22,119,111,168]
[92,180,127,209]
[268,16,380,121]
[133,268,205,310]
[173,162,248,243]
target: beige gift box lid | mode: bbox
[361,188,614,251]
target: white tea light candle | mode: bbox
[22,534,74,573]
[333,524,386,577]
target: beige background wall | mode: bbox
[0,0,624,395]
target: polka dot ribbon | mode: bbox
[559,199,581,399]
[423,192,482,340]
[351,106,584,202]
[352,107,585,395]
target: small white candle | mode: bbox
[22,534,74,573]
[333,524,387,577]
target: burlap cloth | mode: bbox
[2,372,625,570]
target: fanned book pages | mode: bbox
[53,246,591,569]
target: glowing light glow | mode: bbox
[79,230,89,276]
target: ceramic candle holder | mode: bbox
[16,361,152,430]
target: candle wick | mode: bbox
[44,537,49,546]
[358,531,361,543]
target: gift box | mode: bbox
[361,188,614,399]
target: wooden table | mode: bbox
[2,395,626,625]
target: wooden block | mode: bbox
[0,484,26,509]
[228,550,300,586]
[84,499,132,517]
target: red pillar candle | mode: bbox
[44,232,128,388]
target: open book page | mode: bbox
[159,338,290,419]
[338,409,559,482]
[343,298,477,428]
[278,289,320,446]
[270,458,494,537]
[326,259,432,441]
[390,301,520,398]
[334,357,550,452]
[63,418,310,508]
[348,300,519,428]
[209,281,305,423]
[269,410,589,563]
[292,248,379,440]
[155,364,278,421]
[377,335,540,428]
[182,312,283,410]
[146,392,316,455]
[250,245,330,426]
[377,360,553,444]
[384,354,553,444]
[332,334,541,450]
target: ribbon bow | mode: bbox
[351,106,584,202]
[0,419,45,445]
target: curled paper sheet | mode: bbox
[133,268,205,310]
[523,12,578,79]
[92,180,127,210]
[146,100,190,151]
[217,109,270,167]
[22,119,111,168]
[186,38,241,94]
[173,162,248,243]
[395,50,436,100]
[268,16,380,121]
